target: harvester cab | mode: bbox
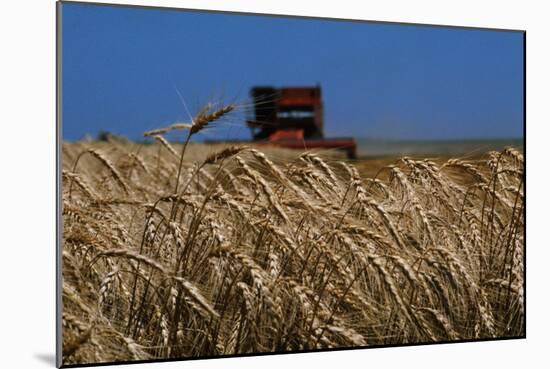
[247,86,357,159]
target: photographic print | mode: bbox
[57,1,525,366]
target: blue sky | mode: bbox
[61,2,524,142]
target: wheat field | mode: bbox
[60,105,524,365]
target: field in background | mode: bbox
[61,139,524,365]
[356,138,523,158]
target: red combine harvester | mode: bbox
[247,86,357,159]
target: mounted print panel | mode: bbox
[57,1,525,367]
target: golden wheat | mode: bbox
[60,115,524,365]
